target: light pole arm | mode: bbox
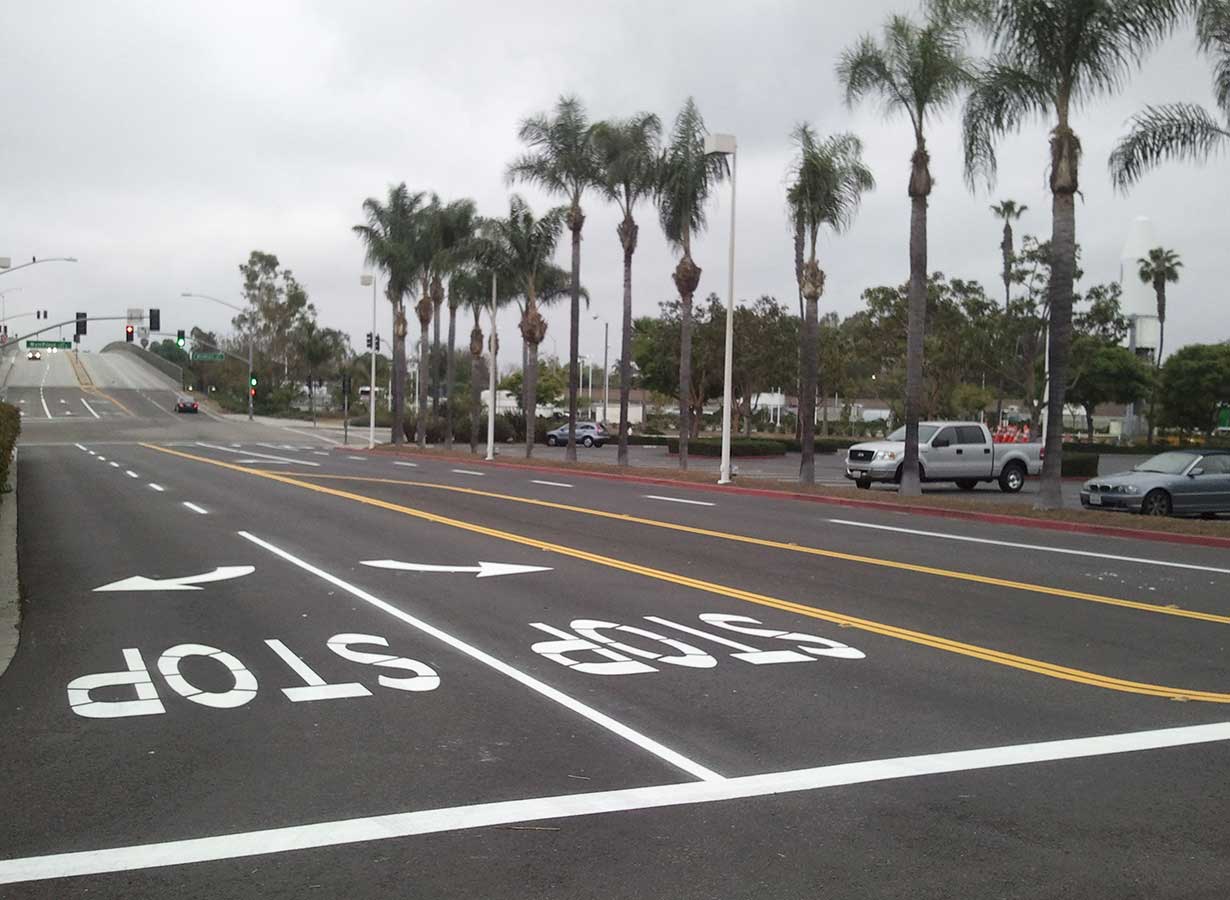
[0,257,78,278]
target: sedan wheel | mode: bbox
[582,436,594,448]
[1141,489,1172,517]
[546,435,558,446]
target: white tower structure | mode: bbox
[1119,215,1161,357]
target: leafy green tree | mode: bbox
[727,296,799,437]
[296,320,348,425]
[1066,340,1153,441]
[958,0,1186,508]
[655,98,728,468]
[592,112,661,465]
[1111,1,1230,187]
[233,251,314,384]
[507,96,599,461]
[353,184,430,445]
[838,9,970,495]
[499,366,565,411]
[1158,343,1230,434]
[786,125,874,482]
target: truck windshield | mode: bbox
[888,425,939,443]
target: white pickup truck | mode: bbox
[844,421,1043,493]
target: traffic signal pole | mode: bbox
[248,339,254,422]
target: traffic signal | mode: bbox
[249,387,256,398]
[176,329,185,348]
[374,335,380,352]
[75,312,87,335]
[149,308,160,332]
[125,324,134,343]
[366,332,372,349]
[249,375,257,388]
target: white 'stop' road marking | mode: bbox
[531,480,573,488]
[148,484,165,492]
[393,461,417,467]
[124,470,139,479]
[194,442,320,467]
[237,531,720,782]
[80,398,100,418]
[2,719,1228,886]
[182,502,208,515]
[826,519,1230,576]
[644,495,715,507]
[451,469,483,476]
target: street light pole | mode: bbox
[592,315,609,425]
[486,272,498,461]
[361,274,378,448]
[704,133,738,484]
[180,291,253,422]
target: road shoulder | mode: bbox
[0,448,19,678]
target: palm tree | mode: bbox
[838,11,970,496]
[990,199,1027,304]
[1110,1,1230,188]
[1138,246,1182,442]
[507,95,598,463]
[353,184,428,445]
[959,0,1185,508]
[488,195,569,457]
[656,97,728,469]
[592,112,662,466]
[787,126,875,485]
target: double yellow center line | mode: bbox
[142,444,1230,704]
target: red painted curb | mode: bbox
[357,446,1230,551]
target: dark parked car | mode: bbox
[1080,450,1230,516]
[174,395,199,414]
[545,421,607,447]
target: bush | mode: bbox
[1061,452,1099,478]
[666,437,786,457]
[775,436,862,454]
[0,402,19,498]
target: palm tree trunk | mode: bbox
[470,334,482,455]
[308,370,316,426]
[900,147,931,497]
[1001,222,1013,306]
[416,319,430,447]
[525,340,539,459]
[617,220,636,466]
[678,291,693,471]
[1147,307,1165,444]
[566,208,584,462]
[445,304,457,449]
[1086,404,1095,443]
[799,288,819,485]
[794,216,805,443]
[1039,191,1077,508]
[391,301,406,445]
[431,311,441,414]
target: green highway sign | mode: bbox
[27,340,72,349]
[191,351,226,361]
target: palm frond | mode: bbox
[506,95,599,202]
[592,113,662,215]
[1109,102,1230,188]
[1197,0,1230,114]
[962,58,1052,188]
[788,126,875,245]
[656,98,728,252]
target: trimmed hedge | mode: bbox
[1061,452,1099,478]
[0,402,19,498]
[666,437,787,457]
[1063,440,1230,455]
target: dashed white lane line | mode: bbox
[451,469,483,477]
[80,398,100,418]
[182,502,208,515]
[3,720,1228,885]
[826,519,1230,576]
[393,461,417,468]
[644,494,715,507]
[531,479,573,488]
[108,461,119,468]
[194,442,320,467]
[124,470,139,479]
[346,456,366,461]
[74,443,88,452]
[148,484,165,492]
[96,456,106,462]
[238,531,720,781]
[39,394,51,419]
[311,451,330,457]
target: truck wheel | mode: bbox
[955,479,978,491]
[856,478,871,490]
[1141,489,1172,517]
[998,462,1026,493]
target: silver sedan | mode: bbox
[1081,450,1230,517]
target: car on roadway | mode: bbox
[1080,449,1230,517]
[174,395,199,414]
[545,421,608,447]
[26,349,41,361]
[845,421,1043,493]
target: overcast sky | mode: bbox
[2,0,1226,373]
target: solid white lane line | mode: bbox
[124,470,139,479]
[182,502,208,515]
[644,495,715,507]
[148,484,165,492]
[451,469,483,476]
[80,398,100,418]
[194,442,320,467]
[237,531,720,782]
[826,518,1230,576]
[312,451,330,457]
[531,480,573,488]
[3,719,1227,886]
[74,443,88,452]
[40,394,51,419]
[346,456,366,461]
[393,461,417,468]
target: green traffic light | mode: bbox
[249,376,257,387]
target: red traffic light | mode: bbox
[125,325,134,334]
[249,387,256,398]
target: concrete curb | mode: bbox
[0,447,20,679]
[365,445,1230,551]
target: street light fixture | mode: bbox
[360,273,378,449]
[704,132,738,484]
[180,291,254,422]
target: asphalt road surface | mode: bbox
[3,352,1229,898]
